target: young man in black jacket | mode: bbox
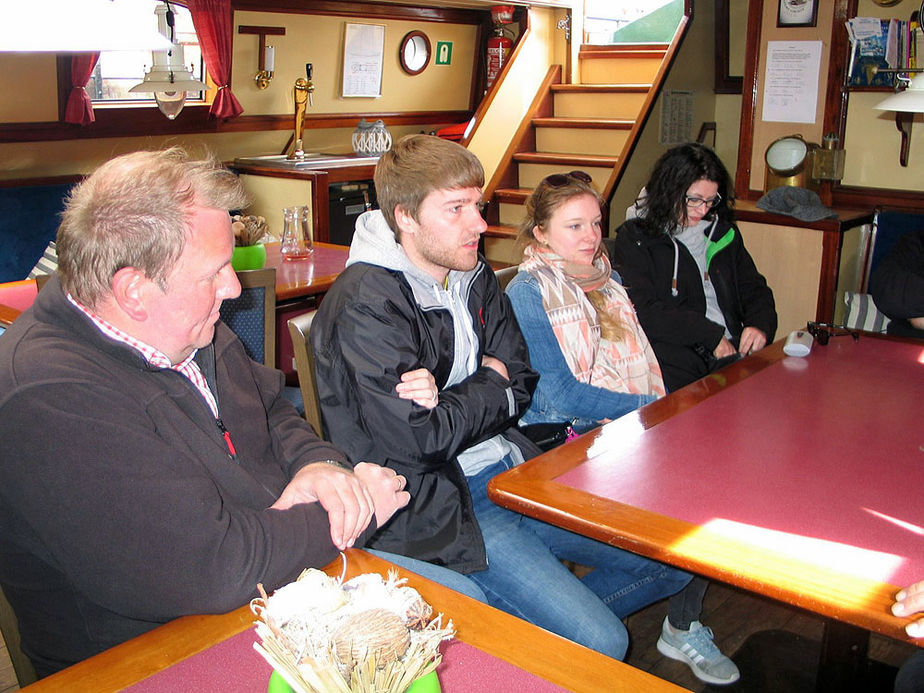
[311,134,696,666]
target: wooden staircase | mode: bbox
[482,41,683,265]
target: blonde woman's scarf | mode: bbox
[520,244,665,397]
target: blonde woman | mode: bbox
[506,171,662,433]
[506,171,739,686]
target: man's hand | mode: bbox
[396,368,439,409]
[353,462,410,530]
[271,462,374,550]
[713,336,737,359]
[893,580,924,637]
[738,327,768,355]
[481,354,509,380]
[910,316,924,329]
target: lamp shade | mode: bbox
[874,76,924,113]
[2,0,173,52]
[128,4,207,120]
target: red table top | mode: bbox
[557,337,924,589]
[125,628,567,692]
[264,242,350,302]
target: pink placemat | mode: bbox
[557,338,924,588]
[126,628,567,692]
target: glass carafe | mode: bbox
[281,205,313,260]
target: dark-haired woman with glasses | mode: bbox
[506,169,741,686]
[611,142,776,392]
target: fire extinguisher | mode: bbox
[486,28,512,90]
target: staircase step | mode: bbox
[532,117,634,130]
[513,151,620,167]
[553,89,649,120]
[579,43,669,60]
[495,187,531,204]
[550,83,652,93]
[485,224,518,239]
[536,128,631,156]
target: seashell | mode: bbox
[401,591,433,630]
[331,608,410,672]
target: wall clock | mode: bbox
[399,31,431,75]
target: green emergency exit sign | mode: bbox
[435,42,453,65]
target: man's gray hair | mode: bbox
[57,147,249,308]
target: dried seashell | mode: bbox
[402,592,433,630]
[331,608,410,672]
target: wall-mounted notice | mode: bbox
[762,41,822,124]
[659,90,694,145]
[342,23,385,98]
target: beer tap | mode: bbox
[286,64,314,160]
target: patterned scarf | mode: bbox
[520,244,665,397]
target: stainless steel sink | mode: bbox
[233,154,380,170]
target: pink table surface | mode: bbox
[265,243,349,301]
[557,337,924,588]
[126,628,567,692]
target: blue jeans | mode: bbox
[366,549,488,603]
[466,457,692,661]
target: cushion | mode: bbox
[0,182,74,282]
[27,241,58,279]
[843,291,889,333]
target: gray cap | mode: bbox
[756,186,837,222]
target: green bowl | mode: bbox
[267,669,440,693]
[231,244,267,271]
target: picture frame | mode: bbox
[777,0,818,28]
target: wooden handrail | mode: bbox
[482,64,563,224]
[461,9,532,148]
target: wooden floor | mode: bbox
[0,580,916,692]
[0,637,16,693]
[625,580,916,692]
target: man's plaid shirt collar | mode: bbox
[66,293,219,417]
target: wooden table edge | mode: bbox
[22,549,685,693]
[488,338,919,645]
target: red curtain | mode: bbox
[187,0,243,119]
[63,53,100,126]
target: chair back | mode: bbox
[864,210,923,290]
[0,279,39,313]
[219,268,276,367]
[494,265,519,291]
[0,584,37,687]
[287,311,324,437]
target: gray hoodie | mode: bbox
[347,210,520,475]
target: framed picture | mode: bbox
[777,0,818,28]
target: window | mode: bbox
[85,1,206,106]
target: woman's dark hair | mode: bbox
[636,142,735,237]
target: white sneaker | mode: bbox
[656,616,740,685]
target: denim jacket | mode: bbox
[506,270,655,432]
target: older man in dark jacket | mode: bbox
[0,148,416,677]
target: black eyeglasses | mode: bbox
[806,321,859,346]
[684,192,722,209]
[542,170,593,188]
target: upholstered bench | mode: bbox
[0,178,78,282]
